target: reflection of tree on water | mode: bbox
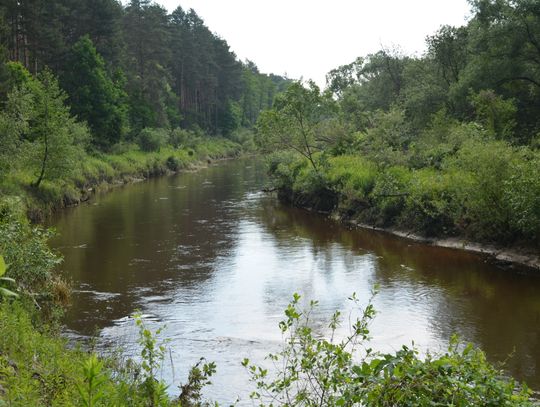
[51,159,264,335]
[255,198,540,389]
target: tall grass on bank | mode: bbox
[0,136,242,221]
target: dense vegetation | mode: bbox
[258,0,540,250]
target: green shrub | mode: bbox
[137,128,168,152]
[401,168,461,236]
[326,155,378,198]
[0,199,66,318]
[168,128,193,149]
[227,128,256,151]
[266,152,303,190]
[166,155,181,171]
[444,140,520,241]
[243,293,533,406]
[371,165,412,225]
[409,120,485,169]
[504,153,540,240]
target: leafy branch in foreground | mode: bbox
[0,254,18,298]
[243,292,533,407]
[133,313,217,407]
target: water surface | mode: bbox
[51,158,540,403]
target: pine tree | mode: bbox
[62,35,127,149]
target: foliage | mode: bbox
[77,355,107,407]
[402,168,460,236]
[359,107,411,167]
[267,132,540,245]
[0,302,154,406]
[137,128,169,152]
[370,166,412,225]
[0,0,291,145]
[256,81,338,172]
[470,89,517,140]
[134,313,170,405]
[503,153,540,240]
[177,359,217,407]
[0,68,89,188]
[0,254,18,298]
[0,299,219,406]
[0,199,66,317]
[259,1,540,248]
[325,155,378,199]
[62,36,128,149]
[243,293,533,407]
[444,140,521,241]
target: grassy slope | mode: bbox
[0,138,242,222]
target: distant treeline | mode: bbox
[0,0,290,148]
[326,0,540,146]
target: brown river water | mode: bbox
[50,158,540,404]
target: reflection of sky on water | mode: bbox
[51,159,540,405]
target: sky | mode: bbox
[155,0,472,86]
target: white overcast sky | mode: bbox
[155,0,472,86]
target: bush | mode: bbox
[0,199,66,319]
[444,140,520,241]
[265,152,300,189]
[168,128,193,149]
[165,155,181,172]
[292,161,326,195]
[326,155,378,199]
[137,128,168,152]
[243,293,533,406]
[227,128,256,151]
[409,120,485,169]
[504,153,540,240]
[370,165,412,225]
[402,168,460,236]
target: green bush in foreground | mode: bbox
[243,293,533,407]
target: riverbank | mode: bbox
[0,137,243,223]
[343,220,540,271]
[278,195,540,271]
[0,143,241,405]
[270,152,540,272]
[277,189,540,271]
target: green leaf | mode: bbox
[0,287,19,298]
[0,255,6,277]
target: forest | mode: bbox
[0,0,539,406]
[0,0,289,218]
[258,0,540,250]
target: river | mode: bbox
[50,157,540,404]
